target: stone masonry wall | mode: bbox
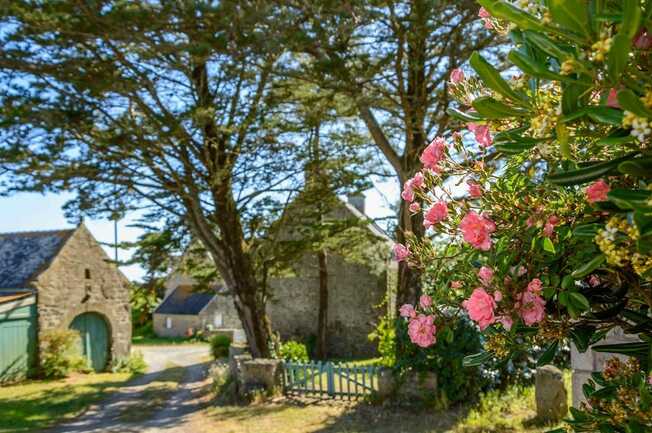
[268,253,389,358]
[200,294,242,330]
[153,313,201,337]
[571,327,639,407]
[34,224,131,364]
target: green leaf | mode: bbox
[446,107,483,123]
[495,142,537,154]
[481,0,545,32]
[569,325,596,353]
[608,34,631,82]
[585,106,624,126]
[571,254,605,279]
[621,0,642,39]
[561,275,575,290]
[547,152,639,185]
[546,0,591,38]
[618,89,652,118]
[573,223,602,238]
[537,340,559,366]
[509,50,569,82]
[542,237,556,254]
[592,341,650,355]
[568,292,590,311]
[463,351,493,367]
[469,52,528,105]
[619,157,652,177]
[561,81,591,115]
[471,96,530,119]
[607,189,652,210]
[523,31,568,60]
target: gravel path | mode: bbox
[45,345,212,433]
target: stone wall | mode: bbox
[200,294,242,330]
[268,253,390,358]
[153,294,241,337]
[34,224,131,363]
[571,327,639,407]
[152,313,201,337]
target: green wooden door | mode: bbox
[0,304,37,382]
[70,312,109,372]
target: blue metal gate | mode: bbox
[282,361,380,399]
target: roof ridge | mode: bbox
[0,228,76,237]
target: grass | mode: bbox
[118,362,186,423]
[132,335,209,346]
[199,371,572,433]
[0,372,133,433]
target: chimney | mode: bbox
[347,193,365,215]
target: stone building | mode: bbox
[157,195,396,358]
[0,224,131,375]
[152,282,241,338]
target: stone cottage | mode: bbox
[152,281,241,338]
[0,224,131,375]
[158,195,396,358]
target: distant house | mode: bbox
[0,224,131,381]
[152,274,241,338]
[156,194,396,358]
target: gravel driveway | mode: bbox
[45,344,212,433]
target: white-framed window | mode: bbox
[165,317,172,329]
[213,312,223,328]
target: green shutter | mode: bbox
[0,304,37,382]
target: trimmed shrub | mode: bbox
[111,351,147,374]
[210,335,231,359]
[40,329,90,378]
[278,340,309,361]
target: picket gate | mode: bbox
[282,360,380,399]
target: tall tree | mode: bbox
[0,1,298,357]
[276,0,497,308]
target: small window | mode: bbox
[213,312,223,328]
[165,317,172,329]
[85,269,91,279]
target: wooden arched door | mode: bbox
[69,312,109,372]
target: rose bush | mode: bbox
[394,1,652,430]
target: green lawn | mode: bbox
[0,372,133,433]
[200,371,571,433]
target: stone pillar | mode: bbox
[535,365,568,421]
[571,328,639,407]
[239,359,283,397]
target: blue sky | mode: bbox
[0,181,398,282]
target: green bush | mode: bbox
[40,329,90,378]
[210,335,231,359]
[278,340,309,361]
[394,316,487,408]
[110,351,147,374]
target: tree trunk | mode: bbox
[316,249,329,359]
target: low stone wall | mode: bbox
[227,351,283,401]
[375,368,438,403]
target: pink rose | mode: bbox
[634,29,652,49]
[463,287,496,330]
[586,179,610,203]
[401,182,415,202]
[543,222,555,237]
[606,88,620,108]
[478,7,493,29]
[527,278,543,294]
[450,68,465,84]
[497,315,513,330]
[478,266,494,286]
[393,243,410,262]
[410,172,425,189]
[399,303,417,319]
[409,202,421,213]
[588,275,601,287]
[407,314,437,348]
[526,216,535,228]
[451,280,463,289]
[494,291,503,302]
[516,290,546,326]
[459,211,496,251]
[420,137,447,170]
[468,123,493,147]
[467,180,482,198]
[419,294,433,309]
[423,201,449,229]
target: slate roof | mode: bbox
[154,285,217,315]
[0,229,74,289]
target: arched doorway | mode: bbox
[69,312,109,372]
